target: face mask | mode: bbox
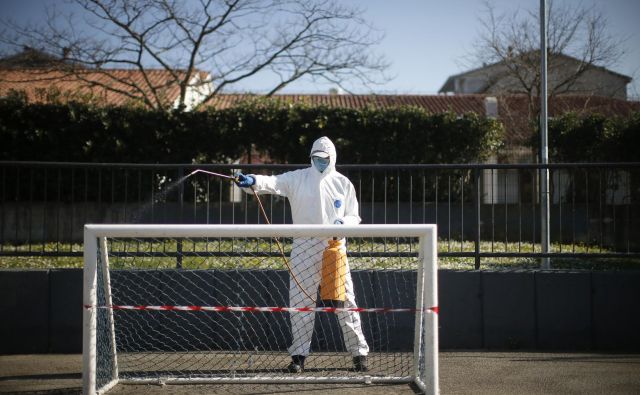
[312,156,330,173]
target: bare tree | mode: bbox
[468,0,626,119]
[1,0,390,111]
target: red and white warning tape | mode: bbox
[84,304,439,314]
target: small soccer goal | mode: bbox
[82,224,438,394]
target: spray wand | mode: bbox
[188,169,237,180]
[187,169,317,305]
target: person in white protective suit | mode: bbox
[235,136,369,373]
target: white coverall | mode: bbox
[245,136,369,357]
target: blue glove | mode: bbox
[236,173,255,188]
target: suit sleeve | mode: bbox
[245,173,291,197]
[341,180,362,225]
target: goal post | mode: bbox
[83,224,438,394]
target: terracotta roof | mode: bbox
[550,95,640,116]
[205,94,487,114]
[0,68,210,107]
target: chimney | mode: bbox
[484,96,498,118]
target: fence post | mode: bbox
[474,167,481,270]
[177,168,184,269]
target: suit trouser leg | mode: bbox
[337,256,369,357]
[287,238,323,357]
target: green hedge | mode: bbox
[1,97,503,164]
[548,112,640,162]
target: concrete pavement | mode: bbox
[1,352,639,394]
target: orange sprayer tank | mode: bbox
[320,238,347,302]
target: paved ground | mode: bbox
[1,352,640,394]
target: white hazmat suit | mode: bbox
[243,136,369,359]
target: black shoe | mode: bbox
[353,355,368,372]
[287,355,305,373]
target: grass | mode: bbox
[1,238,638,271]
[437,240,640,270]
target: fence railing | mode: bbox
[1,161,639,268]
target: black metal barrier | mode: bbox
[1,269,638,354]
[2,162,640,269]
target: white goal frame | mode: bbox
[82,224,438,394]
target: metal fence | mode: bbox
[1,161,639,268]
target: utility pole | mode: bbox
[540,0,551,269]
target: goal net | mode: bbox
[82,224,438,394]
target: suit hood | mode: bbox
[309,136,337,174]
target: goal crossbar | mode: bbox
[84,223,437,238]
[82,224,438,394]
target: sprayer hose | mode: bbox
[250,187,317,305]
[188,169,317,306]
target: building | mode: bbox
[439,52,632,100]
[0,48,213,111]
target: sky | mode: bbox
[2,0,639,98]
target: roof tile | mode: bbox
[205,93,488,114]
